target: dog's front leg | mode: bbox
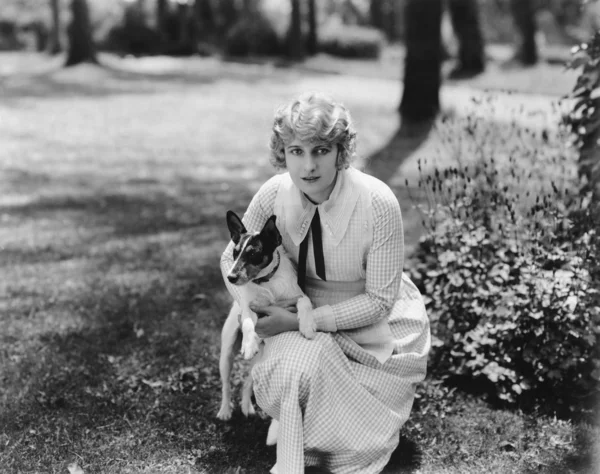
[240,306,261,360]
[240,352,260,417]
[297,296,316,339]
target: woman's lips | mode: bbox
[302,176,319,183]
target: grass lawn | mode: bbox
[0,52,598,473]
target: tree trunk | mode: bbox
[175,1,194,55]
[65,0,97,66]
[194,0,214,28]
[156,0,169,47]
[307,0,318,55]
[287,0,304,60]
[399,0,443,122]
[370,0,384,30]
[382,0,397,41]
[510,0,538,65]
[447,0,485,76]
[193,0,215,47]
[47,0,62,54]
[242,0,257,14]
[218,0,238,35]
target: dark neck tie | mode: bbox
[297,208,327,292]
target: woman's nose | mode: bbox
[303,155,316,172]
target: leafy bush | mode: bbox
[407,99,600,419]
[0,19,24,51]
[224,14,280,57]
[564,29,600,199]
[318,24,384,59]
[99,2,162,55]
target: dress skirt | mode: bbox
[251,273,431,474]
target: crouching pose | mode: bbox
[220,92,431,474]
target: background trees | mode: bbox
[399,0,443,123]
[510,0,538,65]
[447,0,485,76]
[47,0,61,54]
[288,0,304,59]
[65,0,96,66]
[2,0,596,121]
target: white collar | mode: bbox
[280,168,360,247]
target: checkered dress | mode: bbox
[221,168,430,473]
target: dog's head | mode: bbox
[225,210,282,286]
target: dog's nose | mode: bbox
[227,274,239,284]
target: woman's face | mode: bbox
[284,138,338,204]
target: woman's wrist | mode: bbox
[287,313,300,332]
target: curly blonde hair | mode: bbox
[269,92,357,170]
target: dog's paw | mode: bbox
[297,295,313,312]
[299,314,317,339]
[241,397,256,417]
[241,336,260,360]
[250,295,270,308]
[297,296,316,339]
[217,403,233,421]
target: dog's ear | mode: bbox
[260,215,282,250]
[226,210,247,244]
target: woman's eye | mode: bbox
[290,149,302,156]
[316,148,330,155]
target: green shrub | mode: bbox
[318,24,384,59]
[564,29,600,199]
[99,2,162,55]
[224,14,280,57]
[0,19,24,50]
[407,101,600,419]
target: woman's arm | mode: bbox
[220,176,280,303]
[311,186,404,332]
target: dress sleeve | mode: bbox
[219,175,280,303]
[311,185,405,332]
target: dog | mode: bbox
[217,210,316,442]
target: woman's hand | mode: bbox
[251,303,299,338]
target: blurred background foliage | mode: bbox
[1,0,599,59]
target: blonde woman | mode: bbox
[221,92,430,474]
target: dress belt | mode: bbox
[304,277,366,296]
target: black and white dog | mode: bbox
[217,211,315,442]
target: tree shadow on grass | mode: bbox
[1,56,298,101]
[363,118,436,186]
[2,65,212,100]
[0,176,256,268]
[0,168,282,471]
[1,276,274,472]
[0,229,274,472]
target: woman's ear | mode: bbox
[226,210,246,244]
[260,215,282,250]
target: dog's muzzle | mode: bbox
[227,274,240,284]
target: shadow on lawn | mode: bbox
[360,116,437,257]
[0,173,278,471]
[363,117,436,185]
[0,260,275,471]
[2,57,294,101]
[0,177,256,267]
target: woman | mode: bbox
[220,92,430,474]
